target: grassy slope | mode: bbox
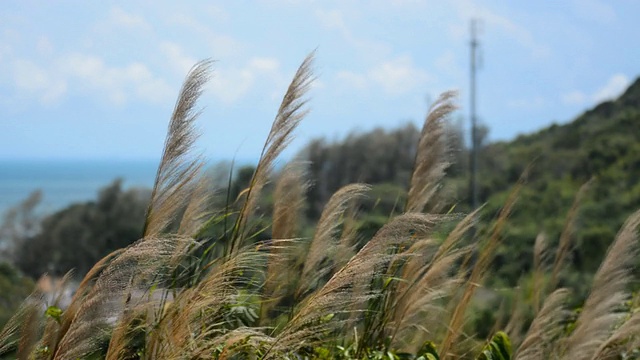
[477,78,640,287]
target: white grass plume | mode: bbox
[143,60,212,237]
[550,180,591,290]
[178,173,213,237]
[0,289,45,358]
[53,236,193,360]
[262,164,309,320]
[297,183,370,298]
[592,310,640,359]
[515,288,571,360]
[406,91,457,213]
[263,213,440,358]
[561,210,640,360]
[388,210,479,349]
[231,51,315,253]
[149,245,267,359]
[532,233,548,313]
[440,174,523,359]
[271,162,309,241]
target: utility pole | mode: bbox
[469,19,480,209]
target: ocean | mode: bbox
[0,160,160,215]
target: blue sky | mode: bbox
[1,0,639,161]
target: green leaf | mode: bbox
[476,331,512,360]
[45,306,63,323]
[417,341,440,360]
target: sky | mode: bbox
[1,0,639,162]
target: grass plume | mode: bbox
[143,60,212,237]
[297,183,370,299]
[406,90,457,213]
[561,210,640,360]
[230,51,315,254]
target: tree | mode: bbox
[10,180,150,278]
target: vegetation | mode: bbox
[0,263,34,330]
[1,181,150,278]
[2,53,640,359]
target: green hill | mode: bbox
[479,78,640,286]
[300,77,640,292]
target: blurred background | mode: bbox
[1,1,639,329]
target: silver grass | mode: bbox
[263,213,440,358]
[440,174,523,359]
[391,246,468,350]
[231,51,315,253]
[561,210,640,360]
[193,327,274,359]
[0,290,45,358]
[271,162,309,240]
[515,288,571,360]
[532,233,548,313]
[262,164,309,321]
[178,173,213,237]
[297,183,370,298]
[388,210,481,347]
[33,271,74,359]
[550,180,591,289]
[149,245,267,359]
[592,310,640,359]
[53,236,193,360]
[143,60,212,237]
[55,248,125,349]
[406,90,458,213]
[334,204,361,270]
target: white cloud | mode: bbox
[370,55,430,95]
[562,74,630,106]
[60,53,173,105]
[451,0,551,59]
[561,91,587,105]
[159,40,284,105]
[209,68,254,104]
[336,55,429,96]
[108,7,152,31]
[336,71,367,89]
[11,59,67,104]
[160,41,198,76]
[36,36,53,56]
[209,57,283,104]
[315,8,345,30]
[248,57,279,73]
[167,13,241,58]
[315,8,391,58]
[592,74,630,103]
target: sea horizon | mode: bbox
[0,157,258,215]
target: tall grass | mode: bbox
[2,53,640,360]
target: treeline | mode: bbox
[301,120,475,218]
[1,181,149,278]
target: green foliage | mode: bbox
[9,180,149,277]
[0,262,34,327]
[476,332,511,360]
[416,342,440,360]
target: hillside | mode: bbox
[477,77,640,286]
[300,77,640,291]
